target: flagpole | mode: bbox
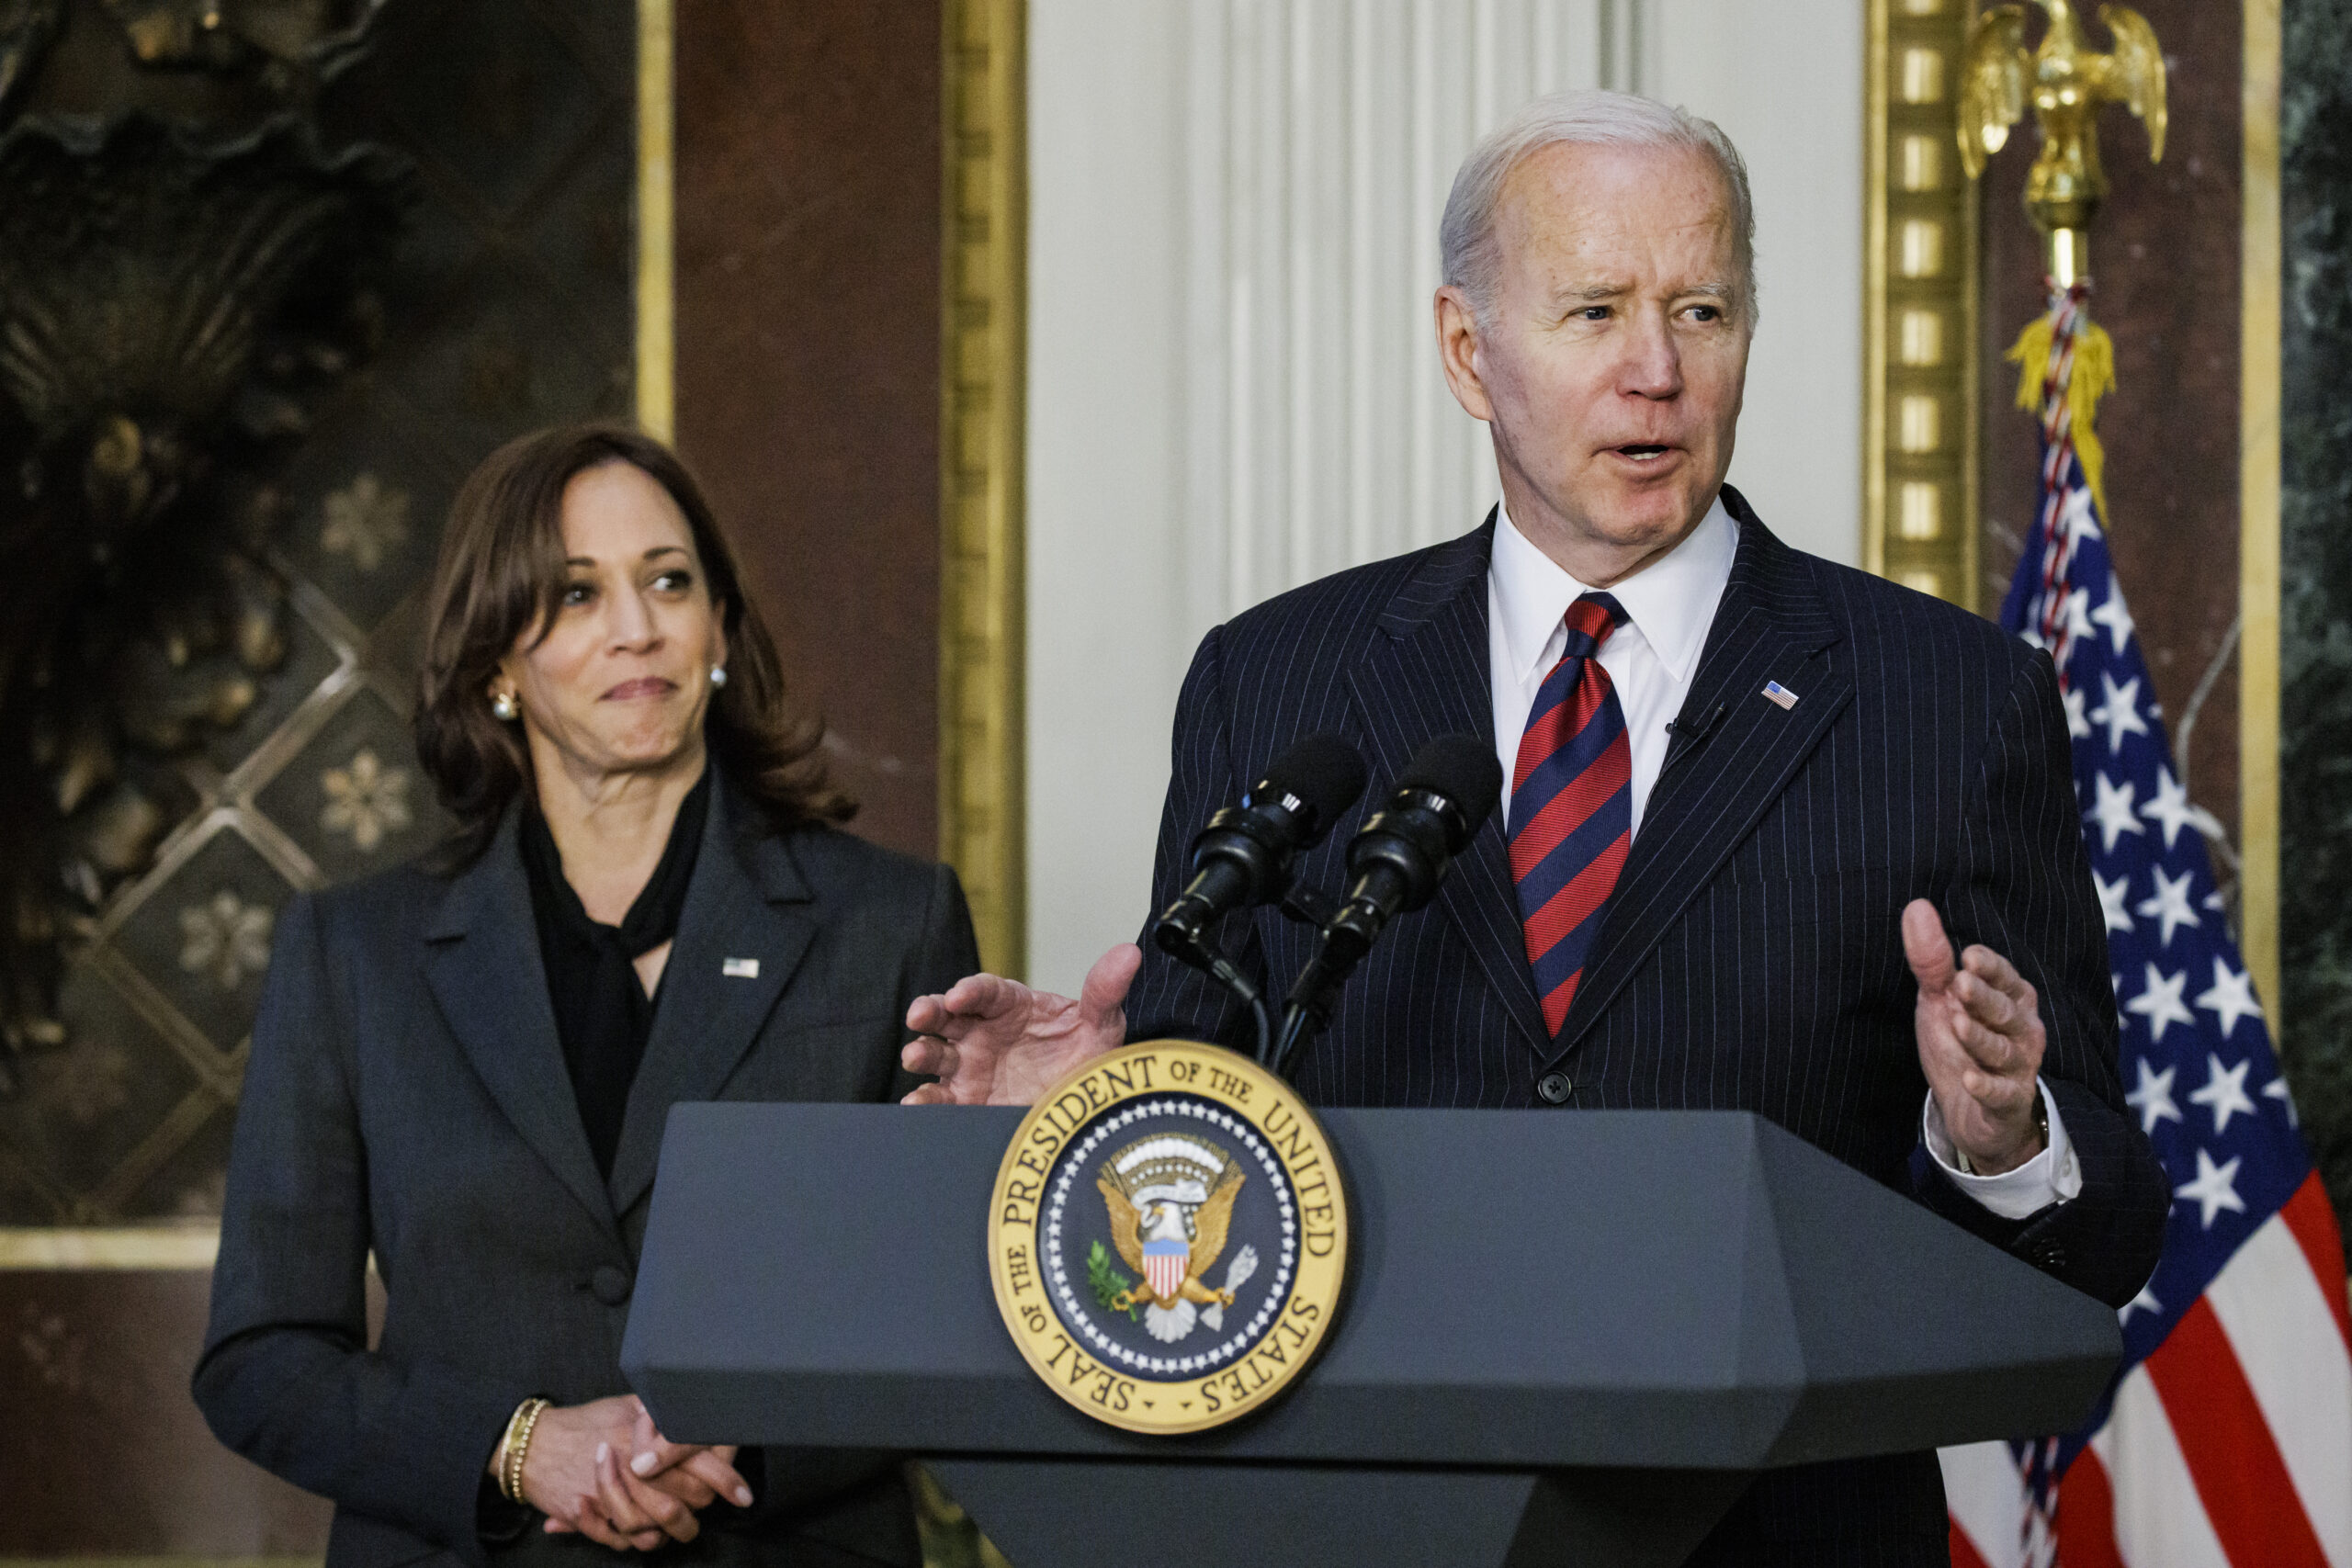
[2045,228,2085,292]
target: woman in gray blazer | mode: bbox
[195,424,976,1568]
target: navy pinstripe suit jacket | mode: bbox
[1124,488,2167,1563]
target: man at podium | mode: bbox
[904,90,2165,1566]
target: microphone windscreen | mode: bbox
[1396,733,1503,840]
[1255,732,1369,831]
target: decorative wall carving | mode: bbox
[0,114,405,1071]
[0,0,638,1227]
[0,1,61,115]
[97,0,382,80]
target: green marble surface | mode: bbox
[2281,0,2352,1267]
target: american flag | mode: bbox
[1941,283,2352,1568]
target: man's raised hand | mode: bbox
[1902,898,2048,1175]
[899,943,1140,1105]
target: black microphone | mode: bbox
[1275,734,1501,1073]
[1321,733,1501,966]
[1151,732,1369,967]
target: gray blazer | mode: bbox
[195,772,978,1568]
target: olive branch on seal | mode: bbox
[1088,1241,1139,1320]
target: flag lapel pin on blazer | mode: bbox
[722,956,760,978]
[1762,682,1799,710]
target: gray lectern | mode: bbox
[620,1104,2119,1568]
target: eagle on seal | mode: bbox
[1097,1134,1248,1344]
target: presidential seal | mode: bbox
[987,1039,1349,1434]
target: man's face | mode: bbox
[1439,140,1752,581]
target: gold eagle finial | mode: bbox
[1959,1,2166,277]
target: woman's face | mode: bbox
[494,460,728,784]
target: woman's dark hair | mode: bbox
[413,422,854,860]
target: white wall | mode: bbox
[1651,0,1863,563]
[1026,0,1863,992]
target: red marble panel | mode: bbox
[674,0,945,860]
[0,1269,390,1553]
[1979,0,2245,858]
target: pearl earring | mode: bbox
[708,666,728,690]
[492,690,519,721]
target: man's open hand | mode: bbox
[899,944,1139,1105]
[1903,898,2047,1175]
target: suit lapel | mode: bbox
[1546,502,1856,1061]
[606,776,819,1216]
[1346,513,1552,1055]
[421,814,615,1233]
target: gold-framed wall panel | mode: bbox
[1865,0,1981,612]
[940,0,1028,978]
[2241,0,2281,1023]
[636,0,674,444]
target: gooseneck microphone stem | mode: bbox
[1247,994,1274,1067]
[1203,946,1272,1066]
[1267,899,1374,1080]
[1271,998,1325,1079]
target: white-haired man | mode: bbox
[905,91,2165,1564]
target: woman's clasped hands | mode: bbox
[507,1394,754,1550]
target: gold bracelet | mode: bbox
[494,1401,526,1502]
[492,1399,528,1498]
[500,1397,551,1505]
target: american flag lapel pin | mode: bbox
[722,956,760,978]
[1762,681,1799,710]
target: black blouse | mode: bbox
[517,766,711,1179]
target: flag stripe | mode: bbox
[2092,1365,2235,1568]
[2052,1446,2125,1568]
[2203,1211,2352,1566]
[1947,1519,1996,1568]
[2145,1297,2332,1568]
[1939,1440,2024,1568]
[2280,1173,2352,1354]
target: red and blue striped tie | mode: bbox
[1510,592,1634,1039]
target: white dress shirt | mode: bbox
[1487,497,1736,837]
[1483,497,2078,1215]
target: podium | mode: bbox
[621,1103,2120,1568]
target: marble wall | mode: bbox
[2281,0,2352,1258]
[673,0,944,861]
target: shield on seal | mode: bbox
[1142,1236,1187,1301]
